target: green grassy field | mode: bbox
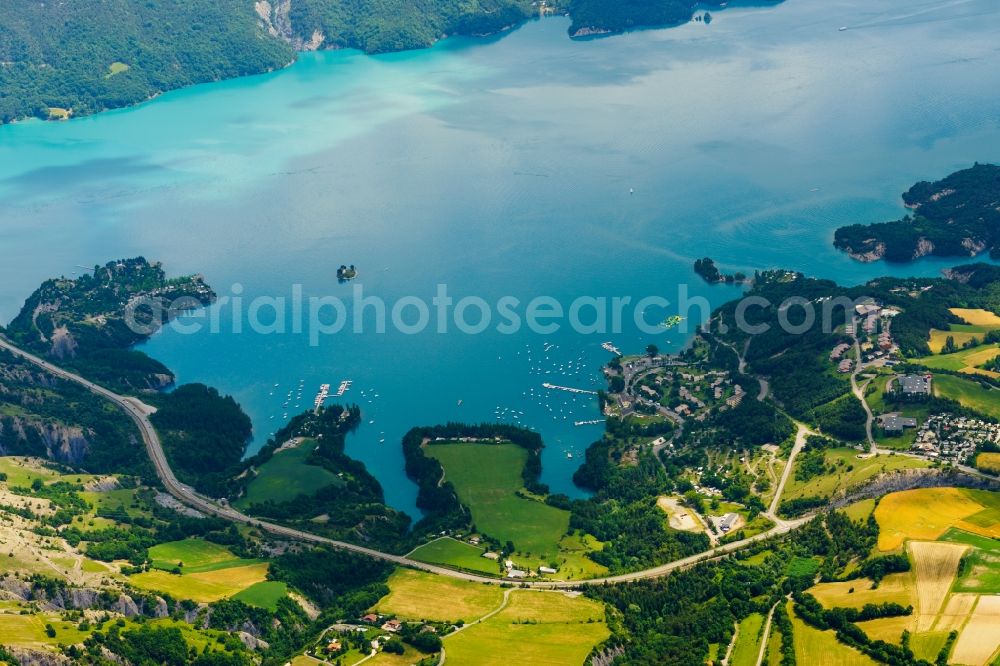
[783,449,931,502]
[148,539,259,573]
[730,613,765,666]
[78,488,142,523]
[916,343,1000,376]
[236,439,342,508]
[839,498,876,523]
[442,591,608,666]
[426,443,571,563]
[374,569,504,622]
[232,581,288,611]
[0,457,59,487]
[0,612,90,647]
[932,374,1000,419]
[407,537,501,576]
[940,528,1000,594]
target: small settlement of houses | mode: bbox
[911,414,1000,462]
[830,300,901,374]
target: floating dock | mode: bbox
[543,382,598,395]
[313,384,331,413]
[574,419,606,426]
[334,380,352,397]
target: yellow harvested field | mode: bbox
[958,347,1000,378]
[934,593,979,633]
[789,605,877,666]
[855,615,914,643]
[875,488,1000,551]
[129,563,269,602]
[908,541,967,631]
[951,596,1000,666]
[375,569,504,623]
[928,329,982,353]
[810,572,914,610]
[950,308,1000,326]
[976,452,1000,474]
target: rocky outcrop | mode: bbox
[67,587,102,610]
[0,577,33,600]
[256,0,296,43]
[83,476,121,492]
[914,237,936,259]
[111,594,140,617]
[152,596,170,618]
[8,647,71,666]
[572,26,613,37]
[829,467,998,509]
[962,237,988,255]
[591,646,626,666]
[846,241,886,263]
[236,631,270,651]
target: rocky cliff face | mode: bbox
[2,575,170,619]
[0,416,91,466]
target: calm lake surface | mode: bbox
[1,0,999,517]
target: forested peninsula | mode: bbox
[0,0,782,124]
[834,163,1000,263]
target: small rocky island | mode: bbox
[336,264,358,281]
[693,257,750,285]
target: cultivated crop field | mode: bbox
[442,590,608,666]
[232,581,289,611]
[949,595,1000,666]
[374,569,504,623]
[129,562,270,603]
[927,309,1000,353]
[917,345,1000,378]
[730,612,765,666]
[874,487,1000,551]
[976,451,1000,474]
[148,538,254,572]
[813,488,1000,666]
[788,601,876,666]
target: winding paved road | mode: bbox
[0,336,808,589]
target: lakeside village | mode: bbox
[603,297,998,480]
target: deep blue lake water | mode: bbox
[1,0,999,517]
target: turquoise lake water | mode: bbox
[1,0,999,517]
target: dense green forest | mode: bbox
[288,0,537,54]
[0,0,787,123]
[834,163,1000,262]
[0,0,293,123]
[147,383,253,494]
[566,0,759,36]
